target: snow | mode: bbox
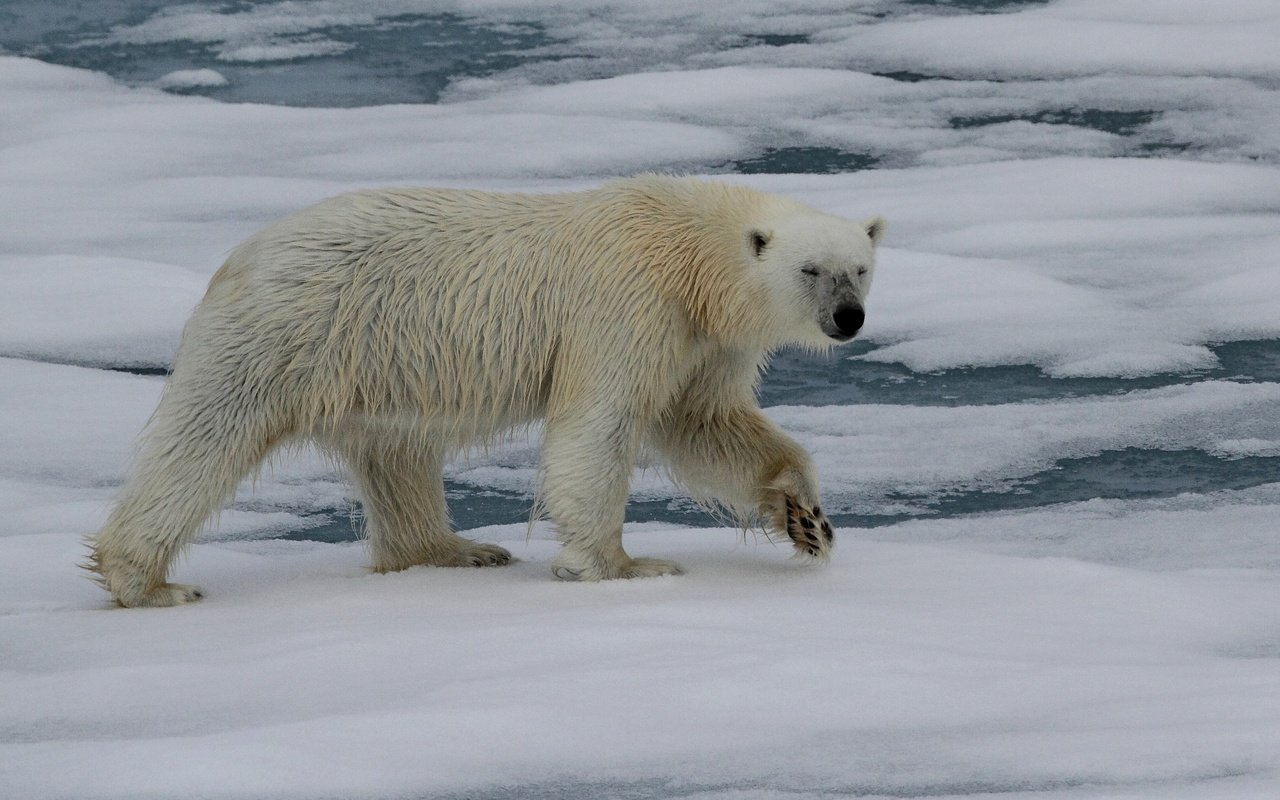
[838,3,1280,80]
[3,0,1280,797]
[4,524,1280,799]
[3,527,1279,799]
[153,68,229,89]
[0,257,207,368]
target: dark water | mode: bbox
[760,338,1280,408]
[729,147,879,175]
[3,0,1165,164]
[1,1,1046,108]
[894,448,1280,522]
[0,5,554,106]
[950,109,1157,135]
[287,443,1280,543]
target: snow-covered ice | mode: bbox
[4,526,1279,799]
[2,1,1279,798]
[153,68,229,89]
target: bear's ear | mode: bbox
[864,216,886,246]
[748,229,771,258]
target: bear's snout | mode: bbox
[830,304,865,340]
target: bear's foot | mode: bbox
[115,583,206,608]
[619,557,685,579]
[375,541,513,573]
[451,542,514,567]
[781,495,834,561]
[552,554,684,581]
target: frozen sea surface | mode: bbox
[2,1,1280,799]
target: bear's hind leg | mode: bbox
[338,435,511,573]
[88,382,282,607]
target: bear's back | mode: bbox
[195,185,688,436]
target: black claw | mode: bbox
[800,517,814,529]
[812,505,821,516]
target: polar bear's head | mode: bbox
[745,211,886,349]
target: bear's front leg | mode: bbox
[652,402,835,562]
[541,408,683,581]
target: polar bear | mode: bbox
[87,175,884,606]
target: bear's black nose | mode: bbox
[832,304,865,338]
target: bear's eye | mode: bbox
[801,267,819,277]
[749,231,770,258]
[857,267,868,277]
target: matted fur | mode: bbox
[86,175,884,605]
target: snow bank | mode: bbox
[0,256,207,368]
[2,522,1278,799]
[153,68,229,89]
[839,0,1280,80]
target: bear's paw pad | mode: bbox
[785,496,834,561]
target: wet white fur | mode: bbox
[87,175,884,606]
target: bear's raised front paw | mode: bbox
[117,583,205,608]
[783,496,834,561]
